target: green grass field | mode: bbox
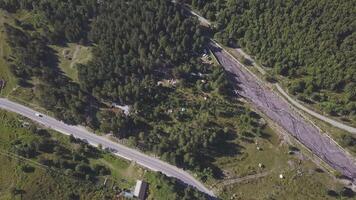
[0,11,17,96]
[208,115,346,199]
[0,109,198,199]
[0,110,118,199]
[214,130,344,199]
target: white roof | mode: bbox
[112,103,130,115]
[133,180,143,197]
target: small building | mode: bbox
[133,180,148,200]
[112,103,130,115]
[123,191,134,199]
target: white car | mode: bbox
[35,113,43,117]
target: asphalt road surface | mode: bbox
[210,43,356,183]
[0,98,214,196]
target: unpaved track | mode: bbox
[221,171,270,186]
[210,43,356,183]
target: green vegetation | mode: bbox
[0,109,208,199]
[0,11,17,96]
[212,123,350,199]
[0,1,355,199]
[188,0,356,125]
[51,43,92,82]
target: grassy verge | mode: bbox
[0,109,205,199]
[0,11,17,96]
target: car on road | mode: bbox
[104,147,118,153]
[35,113,43,117]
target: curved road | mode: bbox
[210,43,356,183]
[0,98,214,197]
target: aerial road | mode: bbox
[209,43,356,183]
[0,98,215,197]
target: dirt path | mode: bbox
[220,171,270,186]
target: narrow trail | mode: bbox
[220,171,270,186]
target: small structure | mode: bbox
[157,79,178,87]
[123,191,134,199]
[157,81,164,86]
[258,163,264,168]
[133,180,148,200]
[279,174,284,179]
[112,103,130,116]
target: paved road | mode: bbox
[209,43,356,183]
[0,98,214,196]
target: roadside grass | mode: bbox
[0,110,130,198]
[0,11,17,96]
[144,171,179,200]
[0,111,115,199]
[0,154,111,200]
[0,109,199,199]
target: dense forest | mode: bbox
[188,0,356,120]
[0,0,98,43]
[79,0,207,105]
